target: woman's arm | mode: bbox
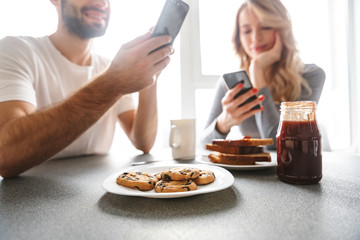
[200,77,264,148]
[200,79,228,147]
[253,87,280,149]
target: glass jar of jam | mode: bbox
[276,101,322,184]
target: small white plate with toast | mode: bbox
[201,138,277,170]
[103,163,234,198]
[197,152,277,171]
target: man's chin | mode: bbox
[77,27,108,39]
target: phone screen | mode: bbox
[223,70,261,110]
[223,71,252,89]
[150,0,189,52]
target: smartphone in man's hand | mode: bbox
[150,0,189,53]
[223,70,261,110]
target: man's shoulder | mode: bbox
[0,36,48,54]
[1,36,46,46]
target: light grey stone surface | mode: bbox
[1,151,359,240]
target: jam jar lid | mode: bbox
[280,101,316,110]
[280,101,317,121]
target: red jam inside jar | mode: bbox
[276,101,322,184]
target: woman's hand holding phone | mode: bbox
[216,83,265,134]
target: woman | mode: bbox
[200,0,325,149]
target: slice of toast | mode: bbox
[208,153,256,165]
[212,138,273,147]
[206,144,264,154]
[208,152,271,165]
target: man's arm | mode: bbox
[0,33,172,178]
[118,82,158,153]
[0,75,122,178]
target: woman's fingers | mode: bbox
[222,83,243,108]
[234,106,264,123]
[221,83,265,124]
[232,87,257,107]
[272,31,283,59]
[274,31,283,49]
[235,95,264,116]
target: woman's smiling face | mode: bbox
[238,7,277,59]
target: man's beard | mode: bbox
[61,0,110,39]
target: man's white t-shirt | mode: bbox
[0,36,135,159]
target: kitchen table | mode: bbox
[1,150,359,240]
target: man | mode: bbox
[0,0,173,178]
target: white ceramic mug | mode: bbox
[169,119,196,160]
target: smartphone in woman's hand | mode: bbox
[223,70,261,110]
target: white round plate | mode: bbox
[197,152,277,171]
[103,163,234,198]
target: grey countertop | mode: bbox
[1,150,359,240]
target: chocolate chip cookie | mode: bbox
[160,167,200,181]
[116,171,158,191]
[155,179,197,193]
[193,170,215,185]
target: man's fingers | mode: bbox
[152,56,171,76]
[122,31,152,49]
[147,44,173,66]
[115,33,173,85]
[148,26,155,34]
[143,35,172,55]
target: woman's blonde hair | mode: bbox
[232,0,311,103]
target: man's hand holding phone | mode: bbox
[150,0,189,53]
[106,32,173,94]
